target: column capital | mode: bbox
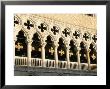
[85,45,89,50]
[86,46,91,52]
[54,41,59,48]
[65,42,70,50]
[88,49,91,52]
[66,46,70,50]
[41,42,46,47]
[27,39,32,44]
[54,45,59,48]
[77,47,81,51]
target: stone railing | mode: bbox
[15,56,97,71]
[31,58,42,67]
[90,64,97,71]
[58,61,67,69]
[15,56,27,66]
[45,59,55,68]
[70,62,78,69]
[80,63,88,70]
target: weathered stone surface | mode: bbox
[14,66,97,76]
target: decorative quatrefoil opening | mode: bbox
[24,20,34,30]
[73,31,80,39]
[62,28,70,37]
[38,23,47,32]
[51,26,59,35]
[83,33,90,41]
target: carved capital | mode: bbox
[54,41,59,48]
[27,39,32,44]
[87,49,91,53]
[86,45,90,50]
[77,47,81,51]
[66,46,70,50]
[41,42,46,47]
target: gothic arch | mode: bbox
[46,34,55,43]
[15,29,28,41]
[70,39,78,47]
[59,35,67,46]
[15,30,27,57]
[69,40,78,62]
[80,41,87,63]
[45,35,54,60]
[31,32,41,58]
[32,30,42,42]
[57,37,66,61]
[89,42,97,64]
[90,42,96,49]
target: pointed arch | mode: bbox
[89,43,97,64]
[69,40,77,62]
[46,34,55,42]
[58,35,67,46]
[31,32,41,58]
[80,41,87,63]
[45,35,54,60]
[15,30,27,57]
[57,37,66,61]
[14,28,29,41]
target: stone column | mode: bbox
[54,44,58,68]
[77,47,81,70]
[14,37,17,66]
[27,40,32,67]
[41,42,46,67]
[66,46,70,69]
[86,46,91,70]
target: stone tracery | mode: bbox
[14,14,97,71]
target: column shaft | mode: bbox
[54,46,58,68]
[87,49,91,70]
[66,47,70,69]
[77,49,81,70]
[42,45,45,67]
[27,42,31,66]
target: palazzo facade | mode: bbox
[14,14,97,73]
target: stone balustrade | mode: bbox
[15,56,97,71]
[15,56,27,66]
